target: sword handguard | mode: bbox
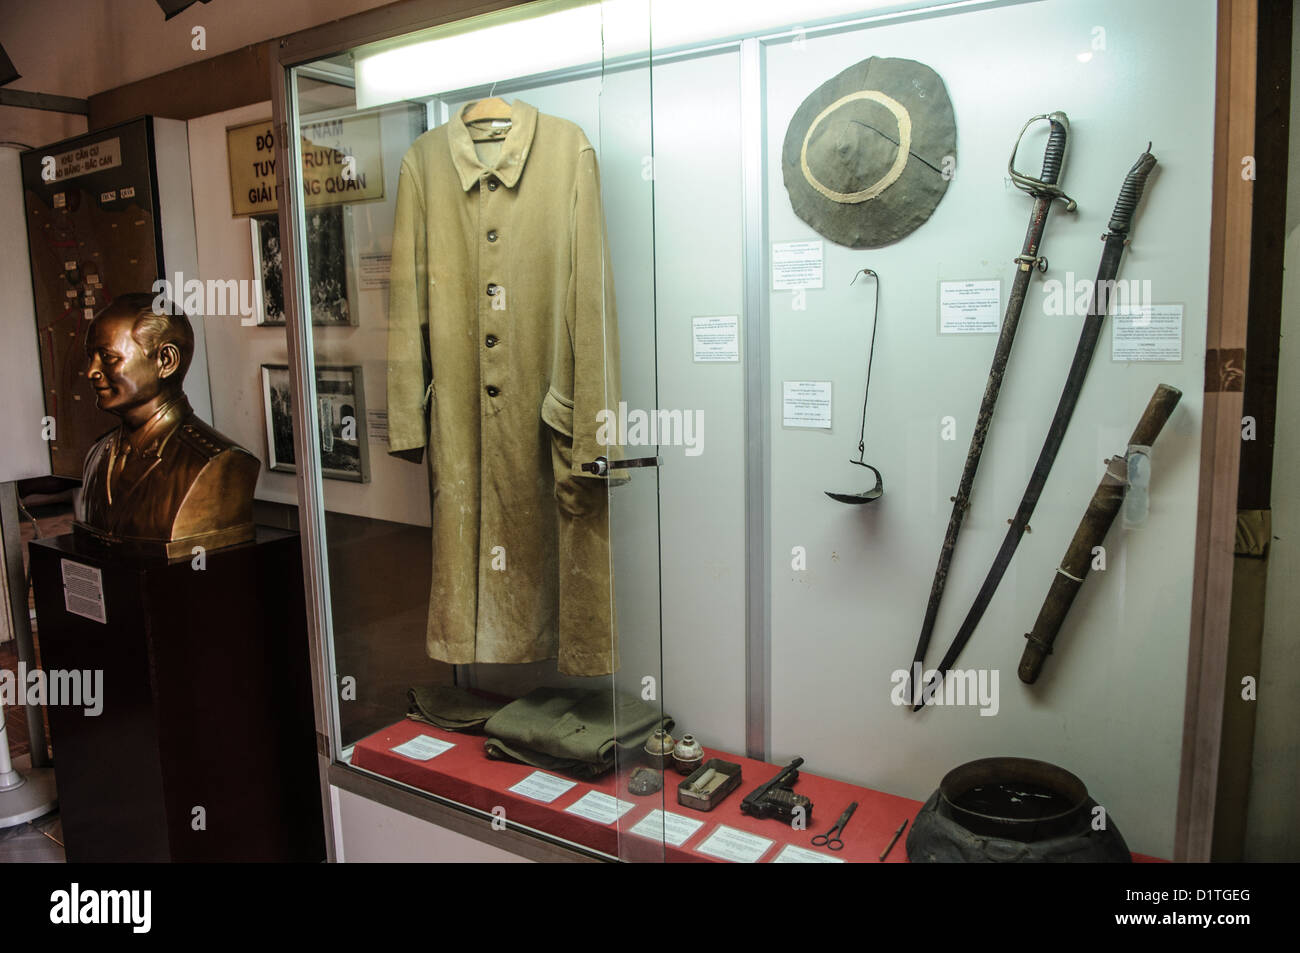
[1008,111,1077,211]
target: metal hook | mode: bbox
[825,269,884,504]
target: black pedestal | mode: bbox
[29,528,325,862]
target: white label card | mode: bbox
[366,409,389,444]
[60,559,106,624]
[772,240,824,290]
[696,825,774,863]
[391,735,454,761]
[939,279,1001,334]
[772,844,846,863]
[359,253,392,290]
[692,315,740,363]
[629,809,704,847]
[783,381,832,428]
[563,791,636,825]
[508,771,577,803]
[1112,304,1184,362]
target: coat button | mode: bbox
[487,229,498,242]
[486,385,500,397]
[487,283,500,296]
[485,335,498,347]
[487,179,498,191]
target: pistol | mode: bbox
[740,757,813,823]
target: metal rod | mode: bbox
[850,268,880,462]
[740,35,771,760]
[880,818,907,861]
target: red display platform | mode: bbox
[350,719,1163,863]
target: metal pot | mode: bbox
[908,756,1131,863]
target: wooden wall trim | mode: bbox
[1177,0,1256,862]
[87,42,273,131]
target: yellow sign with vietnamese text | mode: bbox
[227,115,384,215]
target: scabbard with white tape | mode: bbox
[1018,382,1182,684]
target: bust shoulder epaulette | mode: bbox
[176,418,231,461]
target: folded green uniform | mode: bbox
[484,687,673,779]
[407,685,503,732]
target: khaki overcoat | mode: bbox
[387,100,623,677]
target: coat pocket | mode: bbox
[541,388,599,518]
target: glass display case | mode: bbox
[269,0,1234,862]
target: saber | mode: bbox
[1019,383,1182,683]
[915,146,1158,707]
[907,112,1077,704]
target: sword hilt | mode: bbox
[1009,111,1077,211]
[1041,113,1068,185]
[1107,146,1157,236]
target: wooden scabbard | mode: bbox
[1018,383,1183,683]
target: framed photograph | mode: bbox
[250,204,359,327]
[260,364,370,483]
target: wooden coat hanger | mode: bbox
[463,96,512,123]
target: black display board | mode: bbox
[20,118,164,479]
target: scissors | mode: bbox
[811,801,858,850]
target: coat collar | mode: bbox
[120,393,191,459]
[99,395,190,511]
[447,99,538,192]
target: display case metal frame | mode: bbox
[267,0,1255,864]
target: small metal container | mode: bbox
[643,728,676,770]
[672,733,704,775]
[678,759,743,812]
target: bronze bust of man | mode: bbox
[74,293,259,559]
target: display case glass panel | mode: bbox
[279,0,1220,862]
[284,0,668,861]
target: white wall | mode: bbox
[0,148,49,482]
[760,0,1213,859]
[188,99,432,519]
